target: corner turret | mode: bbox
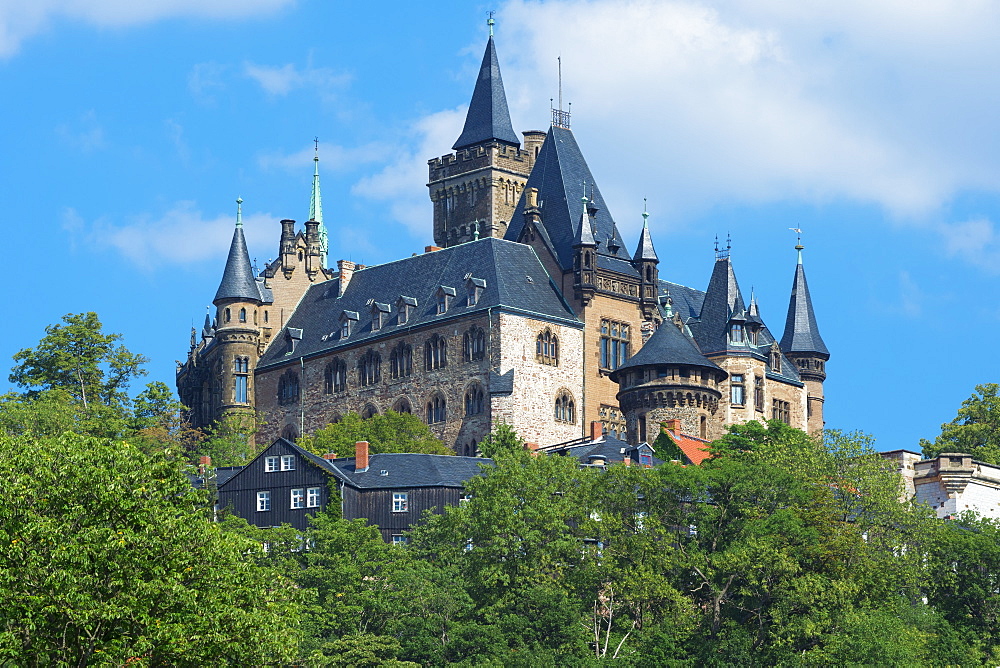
[572,195,598,305]
[633,202,659,319]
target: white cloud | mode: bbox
[352,107,467,235]
[939,217,1000,273]
[243,62,350,97]
[66,202,277,271]
[0,0,293,58]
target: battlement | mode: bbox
[428,142,533,181]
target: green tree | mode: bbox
[0,431,301,664]
[197,411,260,466]
[476,420,523,459]
[921,383,1000,464]
[301,410,451,456]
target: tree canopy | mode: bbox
[300,411,452,456]
[921,383,1000,464]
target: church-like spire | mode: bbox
[452,32,520,151]
[779,241,828,357]
[310,138,328,267]
[574,194,596,247]
[214,197,262,304]
[633,200,658,262]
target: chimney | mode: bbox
[198,455,212,476]
[526,187,539,209]
[666,419,682,436]
[522,130,546,160]
[424,245,443,253]
[591,421,603,442]
[337,260,356,296]
[355,441,369,472]
[305,220,321,276]
[322,452,338,461]
[623,457,631,467]
[525,442,539,456]
[280,219,296,270]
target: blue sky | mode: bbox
[3,0,1000,452]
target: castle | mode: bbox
[176,32,829,452]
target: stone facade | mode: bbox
[912,453,1000,520]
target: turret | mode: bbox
[779,239,829,432]
[632,202,659,319]
[572,195,597,305]
[310,138,329,268]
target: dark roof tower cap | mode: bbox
[214,198,262,304]
[453,36,521,151]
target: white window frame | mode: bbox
[281,455,295,471]
[290,488,305,509]
[392,492,408,513]
[257,491,271,511]
[307,487,321,508]
[459,494,472,505]
[264,456,279,473]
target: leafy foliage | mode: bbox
[921,383,1000,464]
[301,410,452,456]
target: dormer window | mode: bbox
[730,324,744,344]
[465,276,486,306]
[396,296,417,325]
[436,286,456,315]
[770,346,782,371]
[370,302,390,331]
[339,311,359,339]
[748,326,758,345]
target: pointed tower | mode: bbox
[572,195,597,305]
[689,242,750,357]
[779,240,829,433]
[309,138,328,268]
[633,202,659,320]
[428,25,539,247]
[212,198,262,424]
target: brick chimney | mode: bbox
[591,421,603,442]
[666,419,682,436]
[525,442,539,456]
[424,245,443,253]
[337,260,356,296]
[355,441,369,472]
[198,455,212,476]
[322,452,338,461]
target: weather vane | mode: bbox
[488,11,495,36]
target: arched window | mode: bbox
[324,359,347,394]
[426,394,446,424]
[700,415,707,439]
[239,307,247,323]
[278,370,299,405]
[390,342,413,379]
[770,348,782,371]
[464,385,485,416]
[233,357,249,404]
[535,329,559,366]
[554,390,576,423]
[361,403,378,420]
[392,397,412,414]
[281,424,299,442]
[424,334,447,371]
[463,327,486,362]
[358,350,381,387]
[224,308,231,323]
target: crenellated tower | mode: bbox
[427,28,540,247]
[779,239,829,433]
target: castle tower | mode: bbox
[779,240,829,433]
[572,195,597,305]
[427,30,538,247]
[309,139,328,268]
[610,317,727,443]
[632,203,659,320]
[211,198,263,423]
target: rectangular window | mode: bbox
[600,319,630,370]
[754,376,764,412]
[391,534,408,546]
[234,374,248,404]
[290,488,304,509]
[307,487,321,508]
[392,492,408,513]
[459,494,472,505]
[281,455,295,471]
[731,374,745,406]
[256,491,270,511]
[264,456,279,473]
[772,399,791,424]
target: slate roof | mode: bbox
[506,126,631,272]
[609,319,723,382]
[328,452,492,490]
[557,435,666,467]
[257,237,582,370]
[633,221,658,262]
[215,225,264,303]
[688,258,747,356]
[779,261,829,358]
[658,281,705,321]
[453,36,520,151]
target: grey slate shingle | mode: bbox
[452,36,520,151]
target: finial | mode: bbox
[789,227,804,264]
[642,197,649,228]
[236,197,243,228]
[488,11,495,36]
[473,220,480,240]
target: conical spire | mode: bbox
[574,194,596,247]
[779,244,828,356]
[452,35,520,150]
[633,200,658,262]
[310,138,328,267]
[747,288,763,325]
[690,255,749,354]
[214,198,261,304]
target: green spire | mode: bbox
[642,197,649,228]
[488,11,495,36]
[310,138,328,267]
[235,197,243,228]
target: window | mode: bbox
[239,307,247,323]
[730,324,744,344]
[264,456,279,473]
[307,487,321,508]
[463,327,486,362]
[536,329,559,366]
[278,370,299,405]
[291,488,304,509]
[397,296,416,325]
[639,452,653,467]
[554,390,576,423]
[234,356,249,404]
[731,374,745,406]
[599,319,630,370]
[281,455,295,471]
[459,494,472,505]
[256,491,270,511]
[390,343,413,379]
[770,348,782,371]
[748,327,758,345]
[426,394,446,424]
[754,375,764,412]
[466,277,485,306]
[392,492,409,512]
[391,534,408,546]
[393,397,412,414]
[435,286,455,314]
[361,403,378,420]
[465,386,485,416]
[358,350,382,386]
[370,302,389,331]
[340,311,359,339]
[325,359,347,393]
[341,320,350,339]
[225,308,231,323]
[772,399,790,424]
[424,334,447,370]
